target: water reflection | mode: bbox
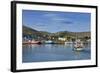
[22,43,91,63]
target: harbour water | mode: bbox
[22,43,91,63]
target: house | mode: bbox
[58,37,66,41]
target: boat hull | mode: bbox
[73,48,83,51]
[23,41,41,44]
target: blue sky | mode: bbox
[22,10,91,33]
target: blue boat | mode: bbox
[45,40,54,44]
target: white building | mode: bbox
[58,37,66,41]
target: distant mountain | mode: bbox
[39,31,52,35]
[23,25,42,36]
[23,25,37,34]
[23,25,52,35]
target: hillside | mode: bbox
[23,25,90,41]
[55,31,90,38]
[23,25,50,40]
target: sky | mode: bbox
[22,10,91,33]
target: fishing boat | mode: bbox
[73,39,84,51]
[23,40,41,44]
[30,40,41,44]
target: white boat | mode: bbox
[74,39,84,51]
[65,41,73,44]
[45,40,54,44]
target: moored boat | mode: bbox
[73,39,84,51]
[65,41,73,44]
[23,40,41,44]
[45,40,54,44]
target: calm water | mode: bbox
[22,43,91,63]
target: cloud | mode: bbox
[43,13,73,24]
[52,18,66,21]
[32,25,47,31]
[32,12,74,32]
[62,21,73,24]
[43,13,58,17]
[34,23,46,26]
